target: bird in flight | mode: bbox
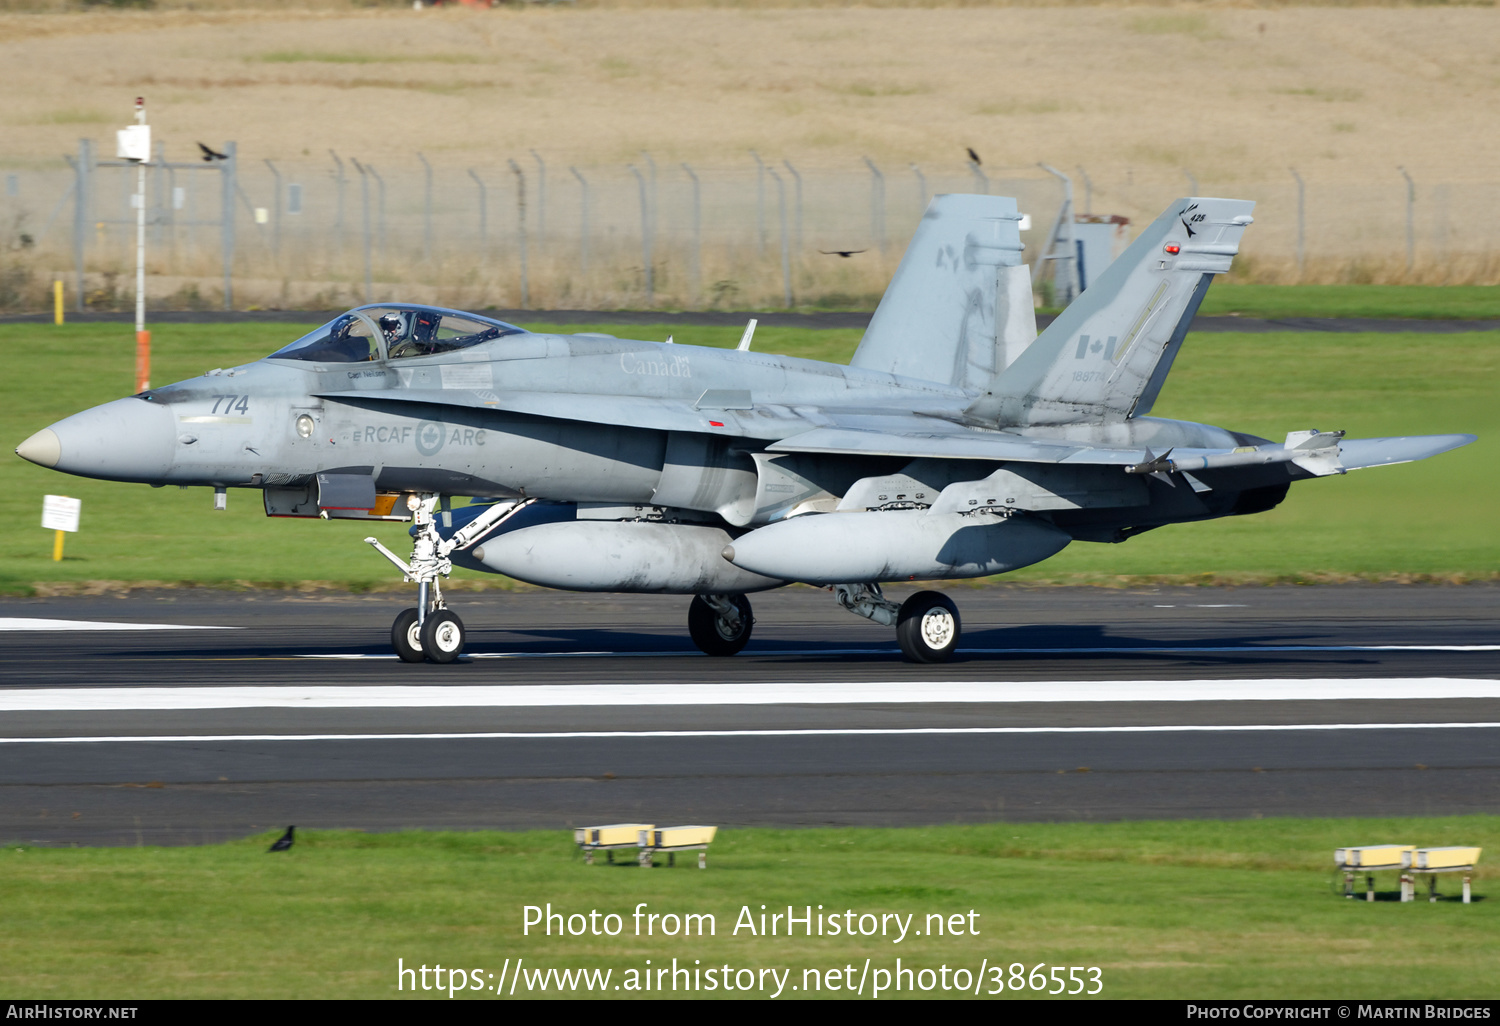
[197,142,229,162]
[267,826,295,852]
[967,147,982,165]
[819,249,867,258]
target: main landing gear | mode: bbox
[688,593,754,656]
[365,493,530,664]
[834,583,962,663]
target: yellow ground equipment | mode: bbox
[638,826,718,869]
[575,823,653,865]
[1335,845,1415,901]
[1400,847,1482,904]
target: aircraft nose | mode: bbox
[17,397,176,482]
[15,428,61,468]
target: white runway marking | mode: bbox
[2,722,1498,745]
[2,677,1497,711]
[298,643,1500,661]
[0,618,232,632]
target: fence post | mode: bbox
[768,168,791,308]
[751,150,766,257]
[264,159,282,260]
[70,138,89,311]
[968,158,988,195]
[641,150,657,231]
[1289,167,1305,279]
[508,158,529,308]
[1036,162,1078,306]
[329,149,346,250]
[530,149,546,244]
[782,159,803,255]
[352,158,372,303]
[221,141,236,310]
[468,168,487,255]
[1183,168,1199,195]
[911,163,927,210]
[151,139,166,252]
[628,164,652,306]
[1398,166,1415,275]
[682,162,701,303]
[862,157,886,253]
[417,152,433,264]
[369,163,386,254]
[1076,166,1093,215]
[570,166,590,282]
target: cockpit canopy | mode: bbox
[266,305,526,364]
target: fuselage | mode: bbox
[19,308,1245,517]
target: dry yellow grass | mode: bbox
[2,3,1497,305]
[2,5,1495,179]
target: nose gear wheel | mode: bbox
[364,495,533,663]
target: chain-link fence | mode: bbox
[4,142,1499,314]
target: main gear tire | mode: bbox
[391,608,424,663]
[420,609,466,663]
[688,594,754,657]
[896,591,961,663]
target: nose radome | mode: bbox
[15,428,61,469]
[25,397,176,483]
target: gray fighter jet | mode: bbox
[16,195,1475,663]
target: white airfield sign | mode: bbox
[41,494,81,533]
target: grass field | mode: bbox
[2,817,1495,999]
[2,319,1494,592]
[1199,284,1500,321]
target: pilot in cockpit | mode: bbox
[378,311,409,349]
[388,309,442,359]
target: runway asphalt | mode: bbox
[1,584,1496,846]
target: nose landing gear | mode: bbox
[365,494,530,663]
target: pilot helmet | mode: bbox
[378,312,404,335]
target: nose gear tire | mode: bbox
[688,594,754,657]
[421,609,466,663]
[896,591,961,663]
[391,607,424,663]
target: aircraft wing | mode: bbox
[318,388,1150,462]
[1337,434,1476,470]
[318,389,1474,471]
[767,426,1147,464]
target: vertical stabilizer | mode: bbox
[851,194,1027,387]
[970,197,1254,427]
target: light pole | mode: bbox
[117,97,152,392]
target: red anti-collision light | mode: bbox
[1164,244,1181,254]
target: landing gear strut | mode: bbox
[834,583,962,663]
[365,494,530,663]
[688,593,753,656]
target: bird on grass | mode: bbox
[819,249,867,258]
[967,147,982,166]
[267,826,295,852]
[197,142,229,162]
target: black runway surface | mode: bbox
[1,584,1496,845]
